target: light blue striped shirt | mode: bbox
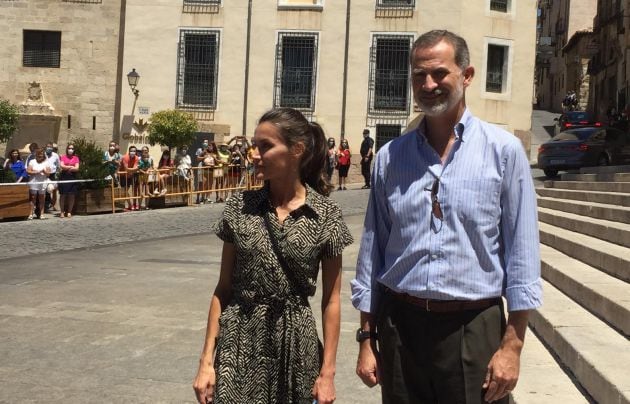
[351,109,542,313]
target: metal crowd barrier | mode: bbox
[112,164,263,213]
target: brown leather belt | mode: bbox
[384,287,500,313]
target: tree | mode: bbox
[147,109,198,151]
[72,137,109,189]
[0,99,19,144]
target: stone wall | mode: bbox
[0,0,122,156]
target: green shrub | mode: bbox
[71,137,109,189]
[148,109,198,150]
[0,99,19,144]
[0,164,17,183]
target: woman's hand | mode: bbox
[193,363,216,403]
[312,373,336,404]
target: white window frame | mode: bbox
[277,0,324,11]
[485,0,516,19]
[480,37,513,101]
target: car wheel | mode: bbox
[544,169,558,178]
[597,154,609,166]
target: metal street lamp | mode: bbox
[127,68,140,97]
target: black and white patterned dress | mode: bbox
[213,185,353,404]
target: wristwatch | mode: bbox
[356,328,378,343]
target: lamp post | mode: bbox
[127,68,140,115]
[127,68,140,97]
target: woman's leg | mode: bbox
[29,192,36,218]
[59,193,67,217]
[37,192,46,218]
[65,193,75,217]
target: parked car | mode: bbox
[554,111,602,136]
[537,126,630,178]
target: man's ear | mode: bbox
[462,66,475,88]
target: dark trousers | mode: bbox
[360,156,372,186]
[376,292,508,404]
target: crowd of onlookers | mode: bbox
[2,142,80,219]
[1,134,361,219]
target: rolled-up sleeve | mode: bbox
[351,151,391,314]
[500,140,543,311]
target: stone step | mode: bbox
[540,244,630,337]
[561,172,630,182]
[538,207,630,248]
[544,180,630,193]
[537,196,630,224]
[528,280,630,404]
[511,324,590,404]
[536,187,630,207]
[579,165,630,174]
[539,222,630,283]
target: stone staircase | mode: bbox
[512,166,630,404]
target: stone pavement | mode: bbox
[0,187,379,403]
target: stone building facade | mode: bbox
[121,0,538,170]
[0,0,123,155]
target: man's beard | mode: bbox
[416,85,463,117]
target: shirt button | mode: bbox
[431,254,438,260]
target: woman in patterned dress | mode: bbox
[194,108,353,404]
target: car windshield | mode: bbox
[555,129,596,141]
[566,112,590,121]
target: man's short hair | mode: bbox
[410,30,470,71]
[363,129,370,135]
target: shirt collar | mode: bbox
[256,182,320,217]
[416,107,473,143]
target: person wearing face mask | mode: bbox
[44,142,60,212]
[120,145,140,211]
[325,138,337,181]
[58,144,80,218]
[103,141,122,186]
[336,139,351,190]
[26,148,51,219]
[176,146,192,180]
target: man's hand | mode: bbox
[483,310,529,402]
[356,340,380,387]
[483,345,520,402]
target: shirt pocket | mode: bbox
[452,179,502,226]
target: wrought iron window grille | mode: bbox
[375,124,402,151]
[490,0,508,12]
[367,35,413,117]
[486,44,506,93]
[183,0,220,14]
[23,30,61,68]
[375,0,414,17]
[176,30,220,111]
[273,32,319,113]
[62,0,102,3]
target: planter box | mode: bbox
[75,186,115,215]
[0,184,31,220]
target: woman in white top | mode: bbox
[26,148,51,219]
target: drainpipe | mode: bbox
[242,0,253,137]
[340,0,351,139]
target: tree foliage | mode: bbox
[0,99,19,144]
[71,137,109,189]
[147,109,198,150]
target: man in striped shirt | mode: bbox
[352,30,542,404]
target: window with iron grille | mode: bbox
[490,0,508,12]
[376,0,415,9]
[23,30,61,68]
[368,35,413,114]
[62,0,102,3]
[273,32,318,111]
[486,44,507,93]
[376,124,402,150]
[183,0,220,13]
[176,30,220,110]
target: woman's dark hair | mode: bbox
[258,107,333,196]
[65,143,75,154]
[7,149,20,161]
[327,137,336,149]
[128,145,137,152]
